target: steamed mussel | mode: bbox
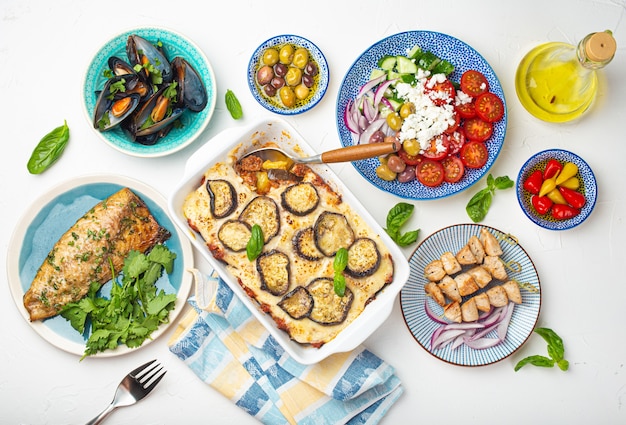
[92,34,208,146]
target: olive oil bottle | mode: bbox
[515,30,616,123]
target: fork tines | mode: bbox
[131,359,167,391]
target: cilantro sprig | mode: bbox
[60,245,177,360]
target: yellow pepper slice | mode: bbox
[555,162,578,185]
[559,176,580,190]
[546,188,567,205]
[539,176,557,197]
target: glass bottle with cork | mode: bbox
[515,30,617,123]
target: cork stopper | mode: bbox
[585,31,616,62]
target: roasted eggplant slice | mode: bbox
[239,196,280,243]
[293,227,324,261]
[281,182,319,216]
[345,238,381,277]
[278,286,313,320]
[307,277,354,325]
[206,179,238,218]
[257,250,291,296]
[313,211,355,257]
[217,220,251,252]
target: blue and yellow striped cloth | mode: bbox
[168,272,403,425]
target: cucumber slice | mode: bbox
[407,45,422,59]
[378,55,397,70]
[396,56,417,74]
[369,68,386,81]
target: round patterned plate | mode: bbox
[517,149,597,230]
[400,224,541,367]
[82,27,217,157]
[336,31,507,200]
[247,34,329,115]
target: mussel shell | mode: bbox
[128,85,184,138]
[108,56,136,76]
[126,34,173,84]
[93,75,142,131]
[171,56,207,112]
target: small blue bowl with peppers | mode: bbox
[516,149,597,231]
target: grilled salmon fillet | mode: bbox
[23,187,170,321]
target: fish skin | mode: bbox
[23,187,170,321]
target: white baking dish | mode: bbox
[168,118,410,364]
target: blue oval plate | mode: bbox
[517,149,597,230]
[83,27,217,157]
[247,34,329,115]
[7,175,193,357]
[400,224,541,367]
[336,31,507,200]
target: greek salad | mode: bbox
[344,45,504,188]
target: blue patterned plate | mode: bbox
[517,149,597,230]
[336,31,507,200]
[7,175,193,357]
[247,34,329,115]
[82,27,216,157]
[400,224,541,367]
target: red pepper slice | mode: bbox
[551,203,580,220]
[523,170,543,195]
[544,159,563,180]
[531,195,553,215]
[558,186,586,209]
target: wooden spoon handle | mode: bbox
[319,141,400,163]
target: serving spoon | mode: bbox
[240,140,401,169]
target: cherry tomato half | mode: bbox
[444,111,460,134]
[441,156,465,183]
[446,131,466,155]
[421,137,449,161]
[475,92,505,123]
[460,141,489,169]
[455,102,476,119]
[398,147,422,166]
[424,79,456,106]
[416,159,445,187]
[463,117,493,142]
[460,70,489,97]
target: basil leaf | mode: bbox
[535,327,565,361]
[246,224,264,261]
[396,229,420,247]
[333,248,349,296]
[465,174,513,223]
[334,274,346,297]
[225,89,243,119]
[386,202,414,231]
[494,175,514,190]
[333,247,349,273]
[466,189,492,223]
[385,202,420,247]
[514,355,555,371]
[27,120,70,174]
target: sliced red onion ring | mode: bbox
[356,74,386,99]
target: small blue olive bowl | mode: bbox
[516,149,597,230]
[247,34,329,115]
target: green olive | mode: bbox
[262,48,279,66]
[279,86,296,107]
[376,163,397,181]
[294,83,310,100]
[279,45,295,65]
[399,102,415,118]
[386,112,403,131]
[402,139,420,156]
[285,67,302,86]
[292,48,309,68]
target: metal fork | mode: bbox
[85,359,166,425]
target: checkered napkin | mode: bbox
[168,271,403,425]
